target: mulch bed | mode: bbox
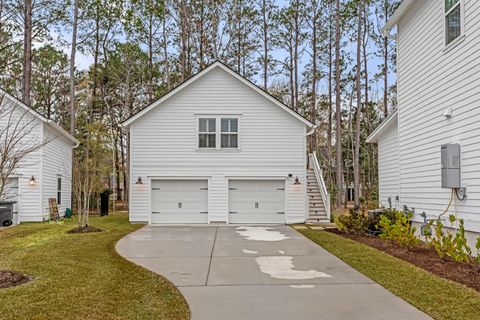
[0,270,32,289]
[67,225,104,234]
[327,229,480,292]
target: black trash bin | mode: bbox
[100,191,110,216]
[0,201,15,227]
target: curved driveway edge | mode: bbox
[116,225,431,320]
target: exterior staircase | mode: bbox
[306,153,331,224]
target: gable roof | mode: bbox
[366,110,398,143]
[0,88,79,146]
[382,0,416,36]
[121,61,314,128]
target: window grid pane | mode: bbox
[445,0,459,12]
[199,118,216,133]
[221,134,238,148]
[199,134,216,148]
[221,118,238,133]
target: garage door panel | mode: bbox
[151,179,208,224]
[229,179,285,224]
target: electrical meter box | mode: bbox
[441,143,461,188]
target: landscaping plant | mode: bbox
[334,209,369,234]
[378,210,419,249]
[429,215,472,263]
[473,237,480,265]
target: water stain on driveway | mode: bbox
[235,226,290,241]
[256,256,332,280]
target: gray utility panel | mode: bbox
[441,143,461,189]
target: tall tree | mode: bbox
[334,0,343,208]
[31,45,69,120]
[124,0,164,101]
[21,0,32,105]
[18,0,67,105]
[69,0,79,134]
[255,0,276,90]
[224,0,258,78]
[353,0,363,208]
[374,0,400,118]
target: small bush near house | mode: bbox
[334,209,369,234]
[378,210,419,249]
[428,215,472,263]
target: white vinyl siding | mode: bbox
[396,0,480,232]
[41,124,73,219]
[129,67,307,224]
[377,118,400,210]
[0,95,75,223]
[0,104,43,222]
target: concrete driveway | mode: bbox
[116,225,431,320]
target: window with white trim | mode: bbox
[198,118,216,148]
[57,177,62,205]
[221,118,238,148]
[445,0,462,45]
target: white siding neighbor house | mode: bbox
[123,61,330,224]
[0,90,79,224]
[368,0,480,247]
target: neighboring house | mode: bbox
[122,61,330,224]
[0,90,79,223]
[368,0,480,246]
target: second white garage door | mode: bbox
[151,180,208,224]
[228,179,286,224]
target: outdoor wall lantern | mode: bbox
[29,176,37,186]
[294,176,301,185]
[135,176,143,185]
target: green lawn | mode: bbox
[0,214,189,320]
[299,228,480,320]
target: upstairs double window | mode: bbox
[198,117,239,149]
[445,0,462,45]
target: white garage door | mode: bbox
[151,180,208,224]
[229,180,285,224]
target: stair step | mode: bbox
[309,212,327,216]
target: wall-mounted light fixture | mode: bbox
[135,176,143,185]
[29,175,37,186]
[294,176,301,185]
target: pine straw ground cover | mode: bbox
[298,227,480,320]
[0,213,189,320]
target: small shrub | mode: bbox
[429,215,472,263]
[378,210,419,249]
[334,209,368,234]
[476,237,480,264]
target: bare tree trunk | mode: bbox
[22,0,32,105]
[148,14,154,101]
[261,0,268,90]
[293,0,300,111]
[383,7,389,117]
[354,0,363,208]
[69,0,79,134]
[162,10,171,90]
[335,0,343,208]
[309,0,318,152]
